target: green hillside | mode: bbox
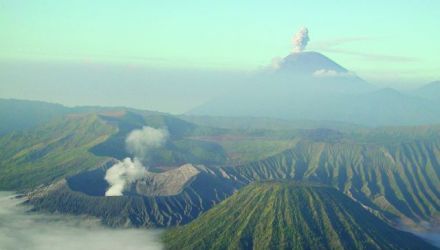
[25,124,440,228]
[0,114,116,190]
[0,107,230,190]
[0,99,438,231]
[88,111,229,166]
[228,137,440,224]
[0,99,70,135]
[164,182,437,250]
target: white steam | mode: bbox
[292,27,310,52]
[126,126,169,160]
[105,126,169,196]
[104,158,148,196]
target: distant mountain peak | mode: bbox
[419,80,440,90]
[275,51,349,76]
[414,80,440,101]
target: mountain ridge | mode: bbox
[164,181,438,250]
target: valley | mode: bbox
[1,100,437,236]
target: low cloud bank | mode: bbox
[398,221,440,248]
[414,231,440,247]
[0,192,164,250]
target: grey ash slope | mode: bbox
[28,165,243,227]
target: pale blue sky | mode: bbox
[0,1,439,112]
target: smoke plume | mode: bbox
[292,27,310,52]
[105,158,148,196]
[105,126,169,196]
[126,126,169,160]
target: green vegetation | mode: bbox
[0,104,230,190]
[164,182,437,250]
[0,99,69,135]
[37,132,438,228]
[230,138,440,223]
[217,138,298,165]
[0,99,439,238]
[16,111,440,228]
[0,114,116,190]
[90,111,229,166]
[180,115,361,131]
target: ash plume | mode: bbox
[292,27,310,52]
[105,126,169,196]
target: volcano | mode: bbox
[190,52,440,126]
[277,51,349,75]
[164,182,437,250]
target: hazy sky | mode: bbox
[0,1,439,112]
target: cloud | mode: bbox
[0,192,164,250]
[311,36,372,49]
[323,48,417,62]
[292,27,310,52]
[104,158,148,196]
[310,36,418,63]
[397,220,440,248]
[126,126,169,160]
[413,231,440,248]
[313,69,355,78]
[270,57,283,69]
